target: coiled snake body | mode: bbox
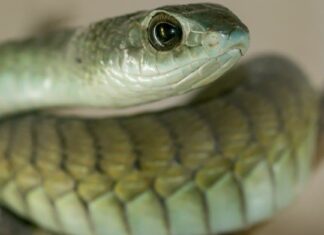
[0,3,319,235]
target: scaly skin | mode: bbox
[0,56,318,235]
[0,3,319,235]
[0,3,248,116]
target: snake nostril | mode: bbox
[203,32,220,48]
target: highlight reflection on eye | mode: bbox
[148,13,183,51]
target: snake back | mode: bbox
[0,56,318,235]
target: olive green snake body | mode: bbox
[0,3,319,235]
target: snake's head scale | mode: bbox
[71,3,249,107]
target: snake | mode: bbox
[0,3,319,235]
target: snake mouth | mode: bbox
[171,48,242,91]
[122,47,243,93]
[106,46,244,104]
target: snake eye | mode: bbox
[148,13,183,51]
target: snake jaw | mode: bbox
[190,48,242,89]
[169,26,249,91]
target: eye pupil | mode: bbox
[155,23,178,44]
[148,13,183,51]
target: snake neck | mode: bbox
[0,30,71,115]
[0,29,117,116]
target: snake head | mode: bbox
[71,3,249,107]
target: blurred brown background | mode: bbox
[0,0,323,235]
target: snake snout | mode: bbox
[202,25,249,60]
[227,26,250,55]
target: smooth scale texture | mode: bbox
[0,3,318,235]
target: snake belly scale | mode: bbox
[0,3,319,235]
